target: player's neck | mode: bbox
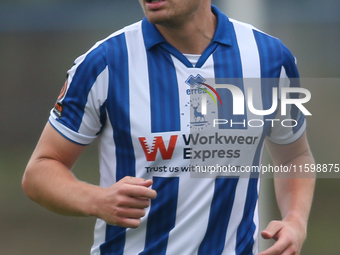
[155,10,217,54]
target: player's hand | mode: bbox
[258,218,307,255]
[93,176,157,228]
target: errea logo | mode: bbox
[185,74,206,87]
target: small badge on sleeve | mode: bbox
[53,80,68,118]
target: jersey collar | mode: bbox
[142,5,233,67]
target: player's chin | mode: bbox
[145,11,180,27]
[145,12,169,25]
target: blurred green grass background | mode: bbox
[1,0,339,254]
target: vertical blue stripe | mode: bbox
[140,177,179,255]
[260,78,280,138]
[59,46,106,132]
[281,45,305,133]
[235,117,268,254]
[235,132,264,255]
[253,31,282,79]
[234,30,284,249]
[235,178,258,255]
[198,178,239,255]
[99,33,135,255]
[160,43,193,68]
[254,31,305,135]
[281,44,299,79]
[147,47,181,133]
[235,88,270,255]
[213,23,247,130]
[235,29,305,255]
[253,30,282,138]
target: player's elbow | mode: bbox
[22,163,40,202]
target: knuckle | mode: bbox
[141,189,150,198]
[118,184,128,194]
[114,207,126,217]
[291,246,299,253]
[131,219,141,228]
[271,247,281,254]
[144,200,150,207]
[114,217,123,226]
[121,176,131,182]
[115,197,128,207]
[139,209,146,217]
[286,235,293,244]
[136,186,147,197]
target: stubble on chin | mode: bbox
[145,11,192,29]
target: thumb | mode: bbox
[261,220,283,240]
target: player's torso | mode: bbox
[97,20,279,184]
[92,17,284,255]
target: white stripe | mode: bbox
[125,20,152,179]
[91,219,107,255]
[221,19,262,254]
[221,178,250,255]
[90,23,142,255]
[91,114,117,255]
[162,54,217,255]
[122,21,150,255]
[166,176,215,255]
[231,19,261,78]
[79,66,109,137]
[48,115,96,145]
[98,113,117,188]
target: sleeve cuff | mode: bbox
[266,119,306,145]
[49,114,97,145]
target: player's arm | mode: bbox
[22,122,157,228]
[259,132,315,255]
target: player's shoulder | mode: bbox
[229,18,281,42]
[101,20,142,43]
[229,17,293,58]
[73,20,143,65]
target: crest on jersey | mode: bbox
[185,75,219,131]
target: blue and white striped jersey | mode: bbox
[49,5,306,255]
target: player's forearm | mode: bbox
[22,158,102,218]
[274,152,315,229]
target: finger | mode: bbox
[114,217,142,229]
[261,220,283,239]
[281,246,299,255]
[138,179,154,188]
[258,236,291,255]
[117,196,151,209]
[119,176,153,187]
[123,184,157,199]
[115,207,146,219]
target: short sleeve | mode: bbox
[266,43,306,145]
[49,45,108,145]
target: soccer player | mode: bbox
[22,0,315,254]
